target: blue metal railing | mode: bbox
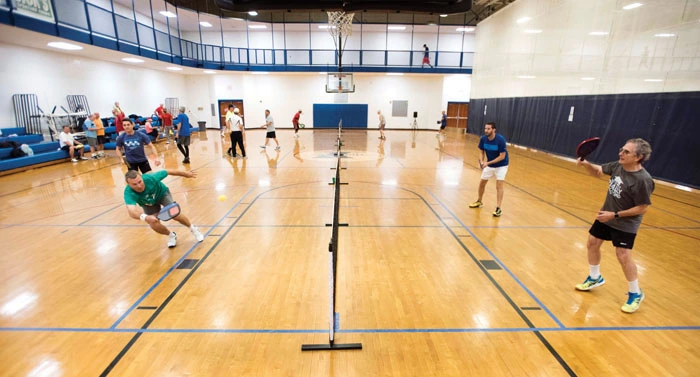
[0,1,473,73]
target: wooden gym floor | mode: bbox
[0,128,699,376]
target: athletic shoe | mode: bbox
[71,158,78,163]
[190,226,204,242]
[260,145,266,149]
[621,290,644,313]
[468,201,483,208]
[166,141,170,144]
[183,158,190,164]
[91,154,98,159]
[575,275,605,291]
[168,232,177,248]
[80,156,89,160]
[275,146,280,150]
[493,207,502,217]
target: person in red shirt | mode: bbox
[113,108,125,135]
[292,110,302,138]
[160,108,174,144]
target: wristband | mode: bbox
[140,213,148,221]
[614,211,619,218]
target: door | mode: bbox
[218,99,245,129]
[447,102,469,130]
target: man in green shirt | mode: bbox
[124,169,204,248]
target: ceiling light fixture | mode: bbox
[387,26,406,30]
[122,57,144,63]
[516,17,531,24]
[248,11,258,16]
[47,42,83,50]
[159,11,177,18]
[200,22,212,27]
[622,3,643,10]
[456,27,475,32]
[440,14,448,18]
[248,24,267,29]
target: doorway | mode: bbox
[218,99,245,130]
[446,102,469,130]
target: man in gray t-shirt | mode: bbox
[259,109,280,150]
[574,138,654,314]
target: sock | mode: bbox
[628,279,640,294]
[589,265,601,279]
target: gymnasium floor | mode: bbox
[1,128,699,376]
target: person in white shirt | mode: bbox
[59,125,88,162]
[259,109,280,150]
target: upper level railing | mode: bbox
[0,1,473,73]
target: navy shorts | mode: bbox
[266,131,277,139]
[589,220,637,249]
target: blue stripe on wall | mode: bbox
[313,104,368,128]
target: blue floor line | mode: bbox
[78,203,124,226]
[426,188,567,329]
[109,187,256,330]
[2,325,698,334]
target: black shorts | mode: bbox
[177,135,191,146]
[97,135,106,144]
[266,131,277,139]
[127,160,152,174]
[589,220,637,249]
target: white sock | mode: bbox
[628,279,640,294]
[589,265,601,279]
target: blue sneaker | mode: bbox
[575,275,605,291]
[621,290,645,313]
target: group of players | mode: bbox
[118,103,655,314]
[470,121,654,314]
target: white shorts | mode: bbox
[481,165,508,180]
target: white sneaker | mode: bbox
[260,145,266,149]
[190,226,204,242]
[275,146,280,150]
[168,232,177,248]
[71,158,78,163]
[80,156,89,160]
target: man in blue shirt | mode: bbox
[173,106,192,164]
[469,122,509,217]
[116,118,160,173]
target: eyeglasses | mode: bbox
[619,148,636,155]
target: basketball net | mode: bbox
[327,11,354,86]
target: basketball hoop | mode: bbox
[327,11,354,39]
[327,11,354,72]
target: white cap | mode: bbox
[233,108,240,114]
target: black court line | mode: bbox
[99,181,325,376]
[396,186,577,376]
[521,307,542,311]
[136,306,158,310]
[177,259,199,269]
[480,260,502,270]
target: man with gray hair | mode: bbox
[575,138,654,313]
[123,169,204,248]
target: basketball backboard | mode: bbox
[325,72,355,93]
